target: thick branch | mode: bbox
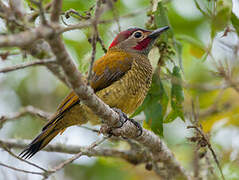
[0,26,55,48]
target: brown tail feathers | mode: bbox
[19,98,80,159]
[19,123,62,159]
[18,109,68,159]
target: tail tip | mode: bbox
[19,140,43,159]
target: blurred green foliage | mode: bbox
[231,12,239,36]
[65,159,132,180]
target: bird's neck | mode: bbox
[107,47,152,78]
[107,47,148,60]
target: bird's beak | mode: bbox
[148,26,169,39]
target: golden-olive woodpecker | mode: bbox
[20,26,169,158]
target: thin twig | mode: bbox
[45,136,107,178]
[0,58,56,73]
[217,60,239,93]
[205,153,217,179]
[87,33,97,83]
[79,126,100,133]
[87,0,104,83]
[0,106,51,128]
[0,162,43,176]
[64,8,91,20]
[30,0,47,25]
[27,2,52,22]
[105,0,121,32]
[97,36,107,53]
[0,142,47,172]
[60,9,143,33]
[187,126,225,180]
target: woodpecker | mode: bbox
[20,26,169,158]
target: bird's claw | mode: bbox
[112,108,127,128]
[111,108,143,137]
[127,118,143,137]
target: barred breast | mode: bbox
[97,54,152,115]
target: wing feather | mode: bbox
[42,51,133,130]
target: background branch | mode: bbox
[0,58,56,73]
[0,106,50,129]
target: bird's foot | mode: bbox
[107,108,143,137]
[127,118,143,137]
[112,108,128,128]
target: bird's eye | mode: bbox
[134,31,143,38]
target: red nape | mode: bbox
[108,29,135,49]
[133,38,151,50]
[108,38,118,49]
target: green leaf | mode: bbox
[171,66,184,106]
[144,73,169,135]
[165,66,184,123]
[177,34,209,61]
[211,0,232,38]
[164,111,178,123]
[144,101,163,136]
[154,2,169,26]
[152,74,169,116]
[176,34,205,51]
[194,0,210,18]
[231,12,239,36]
[154,2,173,40]
[174,40,183,71]
[132,73,169,136]
[154,2,184,72]
[130,94,150,118]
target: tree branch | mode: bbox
[50,0,62,23]
[0,162,43,176]
[0,141,47,172]
[87,0,104,83]
[0,9,142,48]
[45,136,107,178]
[0,58,56,73]
[0,25,55,48]
[0,139,148,165]
[187,126,225,180]
[0,106,50,129]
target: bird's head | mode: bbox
[108,26,169,55]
